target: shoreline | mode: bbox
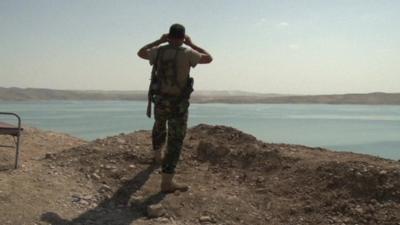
[1,87,400,105]
[1,99,400,106]
[1,102,399,160]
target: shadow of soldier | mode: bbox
[41,164,166,225]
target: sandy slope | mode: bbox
[0,125,399,225]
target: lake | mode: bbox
[1,101,399,160]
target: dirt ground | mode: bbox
[1,124,399,225]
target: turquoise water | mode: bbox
[1,101,399,160]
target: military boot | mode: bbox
[161,173,189,193]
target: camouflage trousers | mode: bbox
[152,97,189,174]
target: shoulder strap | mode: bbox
[151,46,163,77]
[154,45,168,67]
[152,45,170,76]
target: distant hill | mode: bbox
[0,87,145,101]
[0,87,399,105]
[203,92,400,105]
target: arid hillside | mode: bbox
[1,87,400,104]
[0,124,399,225]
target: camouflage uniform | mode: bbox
[148,44,201,174]
[152,96,190,174]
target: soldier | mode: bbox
[137,24,212,193]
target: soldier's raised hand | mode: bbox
[159,33,169,43]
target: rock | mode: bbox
[82,195,93,200]
[120,176,129,182]
[199,215,214,223]
[256,176,265,183]
[379,170,388,175]
[155,217,170,223]
[331,216,341,223]
[91,173,101,180]
[79,199,89,205]
[368,204,375,212]
[92,145,103,151]
[354,205,365,214]
[116,138,126,144]
[99,184,112,193]
[71,194,81,203]
[255,188,269,194]
[128,195,144,206]
[105,165,116,170]
[45,153,56,160]
[147,204,165,218]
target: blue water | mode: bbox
[1,101,399,160]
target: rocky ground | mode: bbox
[0,124,399,225]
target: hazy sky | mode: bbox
[1,0,399,94]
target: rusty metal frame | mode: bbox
[0,112,22,169]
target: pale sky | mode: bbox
[1,0,399,94]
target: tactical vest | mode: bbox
[150,45,193,100]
